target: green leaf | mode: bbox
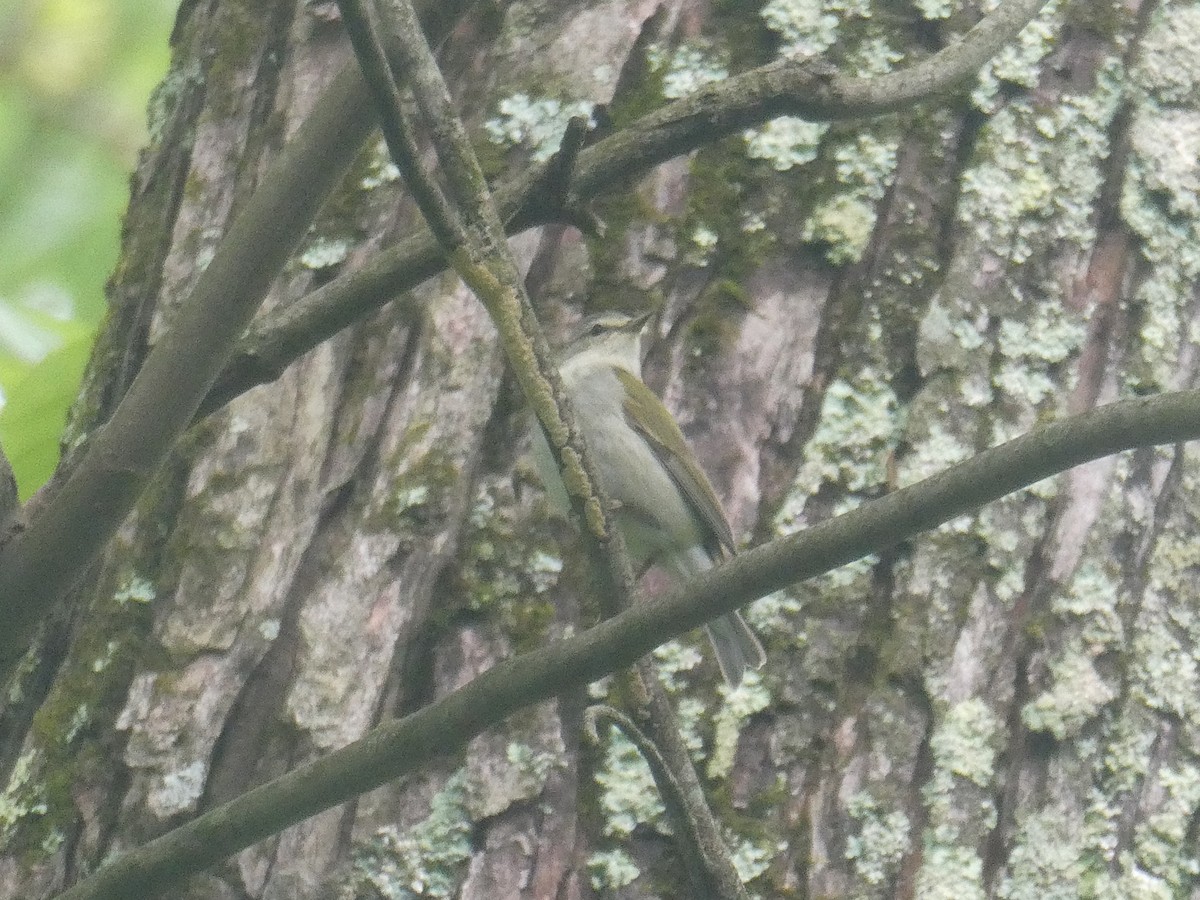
[0,333,94,500]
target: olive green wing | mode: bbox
[615,368,735,555]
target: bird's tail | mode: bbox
[705,612,766,687]
[667,546,766,686]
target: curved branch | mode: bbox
[202,0,1051,414]
[59,389,1200,900]
[587,702,752,900]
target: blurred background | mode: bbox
[0,0,176,497]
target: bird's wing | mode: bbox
[615,368,735,556]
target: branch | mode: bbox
[321,3,748,895]
[587,702,751,900]
[202,0,1052,414]
[634,663,754,899]
[0,0,476,686]
[58,389,1200,900]
[345,9,760,892]
[360,0,640,602]
[337,0,462,248]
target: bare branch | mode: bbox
[336,0,462,248]
[588,701,752,900]
[364,0,641,608]
[203,0,1051,414]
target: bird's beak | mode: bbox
[626,308,654,332]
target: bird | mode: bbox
[530,309,765,685]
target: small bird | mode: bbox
[531,309,765,685]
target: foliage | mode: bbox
[0,0,175,497]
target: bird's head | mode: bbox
[563,309,653,368]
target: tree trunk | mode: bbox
[4,0,1200,897]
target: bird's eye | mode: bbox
[588,322,604,336]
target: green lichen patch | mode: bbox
[444,475,560,653]
[483,92,597,163]
[651,639,704,693]
[916,699,1001,898]
[1021,649,1117,740]
[299,236,352,271]
[744,116,828,172]
[778,366,902,510]
[586,847,641,891]
[707,674,772,779]
[959,62,1121,267]
[728,831,783,884]
[464,740,562,821]
[995,807,1086,899]
[342,771,473,900]
[971,0,1063,113]
[378,439,460,538]
[593,725,666,838]
[760,0,873,60]
[1,560,156,859]
[650,42,728,99]
[802,132,900,265]
[845,791,913,888]
[359,138,401,190]
[1122,56,1200,390]
[916,834,987,900]
[0,751,47,853]
[1131,764,1200,891]
[1135,4,1200,106]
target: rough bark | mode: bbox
[4,0,1200,898]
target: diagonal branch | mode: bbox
[340,3,751,891]
[202,0,1052,415]
[630,660,753,899]
[337,0,462,248]
[56,389,1200,900]
[363,0,635,591]
[0,0,477,688]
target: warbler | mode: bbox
[531,309,765,685]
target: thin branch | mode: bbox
[633,663,754,900]
[522,114,591,227]
[202,0,1051,415]
[346,6,745,892]
[336,0,462,248]
[370,0,637,597]
[588,702,751,900]
[58,389,1200,900]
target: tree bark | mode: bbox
[5,0,1200,897]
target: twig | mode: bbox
[526,114,590,222]
[336,0,461,248]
